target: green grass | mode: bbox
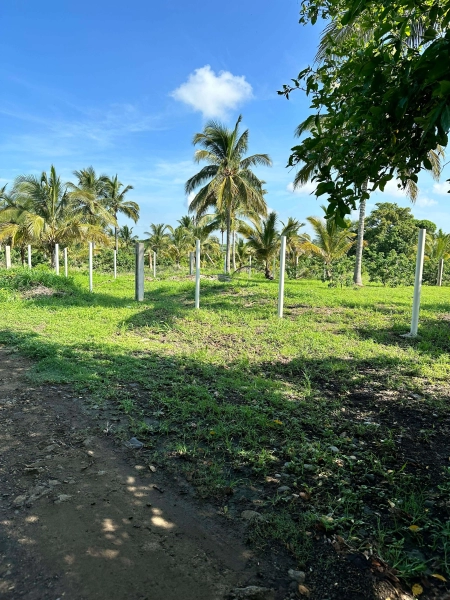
[1,266,450,589]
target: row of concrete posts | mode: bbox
[1,230,436,332]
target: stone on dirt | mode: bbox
[55,494,72,504]
[288,569,305,583]
[241,510,263,521]
[125,437,144,449]
[230,586,275,599]
[13,495,27,507]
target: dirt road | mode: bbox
[0,347,270,600]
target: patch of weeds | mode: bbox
[248,510,314,566]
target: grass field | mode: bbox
[1,267,450,592]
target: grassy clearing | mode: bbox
[1,266,450,591]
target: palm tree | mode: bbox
[2,166,110,265]
[425,229,450,262]
[145,223,169,255]
[186,115,272,274]
[178,215,195,230]
[189,221,221,264]
[103,175,139,253]
[0,187,37,264]
[67,166,112,227]
[280,217,306,270]
[246,212,280,279]
[166,226,190,269]
[235,238,251,269]
[304,209,356,281]
[119,225,138,249]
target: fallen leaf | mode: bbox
[411,583,423,596]
[298,584,310,597]
[431,574,447,582]
[149,465,157,472]
[409,525,421,532]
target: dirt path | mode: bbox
[0,347,272,600]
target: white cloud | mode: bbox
[287,181,316,195]
[415,196,438,207]
[379,179,408,197]
[171,65,253,119]
[433,182,450,195]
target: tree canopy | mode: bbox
[280,0,450,220]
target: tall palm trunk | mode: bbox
[353,181,368,286]
[226,207,231,274]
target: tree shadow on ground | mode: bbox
[0,348,256,600]
[1,328,449,599]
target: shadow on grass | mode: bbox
[1,327,450,597]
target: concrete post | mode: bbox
[27,245,32,269]
[405,228,426,337]
[277,236,287,318]
[55,243,60,275]
[5,245,11,269]
[437,258,444,286]
[135,242,144,302]
[89,242,93,292]
[153,252,156,278]
[64,248,68,277]
[113,250,117,279]
[195,239,200,309]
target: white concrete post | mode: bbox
[5,245,11,269]
[64,248,68,277]
[27,245,32,269]
[89,242,93,292]
[277,236,287,318]
[135,243,144,302]
[55,243,60,275]
[113,249,117,279]
[407,228,426,337]
[153,252,156,278]
[437,258,444,286]
[195,239,200,309]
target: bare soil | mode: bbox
[0,347,269,600]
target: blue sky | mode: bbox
[1,0,449,238]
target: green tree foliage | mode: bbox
[103,175,138,253]
[118,225,138,248]
[304,208,356,281]
[0,166,111,265]
[186,115,271,273]
[145,223,170,254]
[364,203,424,256]
[280,0,450,219]
[247,212,281,279]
